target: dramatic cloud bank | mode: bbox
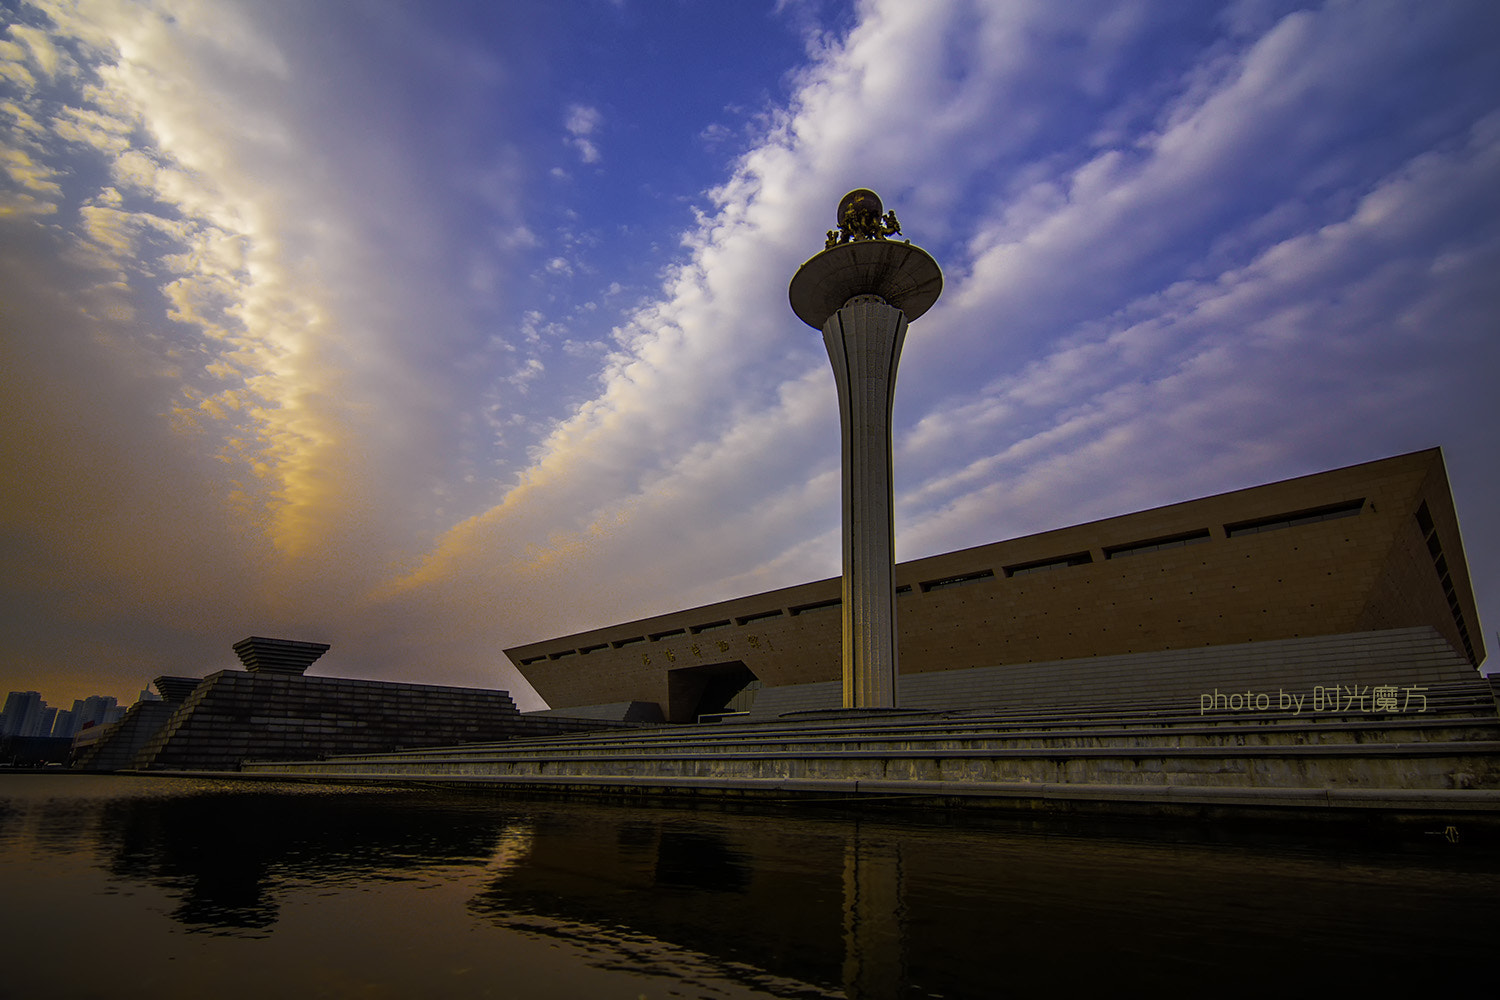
[3,0,1497,707]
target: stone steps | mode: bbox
[374,724,1500,759]
[360,678,1497,758]
[236,678,1500,816]
[379,712,1500,756]
[242,740,1500,797]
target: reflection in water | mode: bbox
[2,774,1499,998]
[467,810,845,997]
[463,804,1500,997]
[842,831,904,1000]
[655,829,752,891]
[94,782,506,933]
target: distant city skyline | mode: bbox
[2,1,1497,708]
[1,690,129,738]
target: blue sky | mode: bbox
[3,0,1497,709]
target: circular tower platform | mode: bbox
[789,238,943,329]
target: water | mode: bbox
[1,774,1496,998]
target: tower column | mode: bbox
[824,294,907,708]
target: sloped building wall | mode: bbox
[72,701,179,770]
[1355,459,1482,664]
[509,450,1485,714]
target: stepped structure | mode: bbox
[508,448,1483,722]
[242,674,1500,821]
[69,676,199,770]
[232,636,331,674]
[73,639,634,772]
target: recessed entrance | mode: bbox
[666,661,758,724]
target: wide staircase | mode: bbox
[240,677,1500,819]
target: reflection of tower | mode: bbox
[841,830,906,999]
[789,190,942,708]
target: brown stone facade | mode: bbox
[507,449,1483,717]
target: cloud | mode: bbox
[897,106,1500,555]
[1,0,552,696]
[506,357,546,392]
[3,4,355,561]
[0,145,61,214]
[564,103,603,164]
[699,121,733,148]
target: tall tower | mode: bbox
[789,190,942,708]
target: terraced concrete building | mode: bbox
[74,637,626,771]
[509,449,1485,723]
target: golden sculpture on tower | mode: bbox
[825,188,903,248]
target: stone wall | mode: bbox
[745,627,1477,719]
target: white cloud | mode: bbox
[896,106,1500,558]
[505,357,546,392]
[1,0,558,696]
[564,103,602,164]
[0,145,61,213]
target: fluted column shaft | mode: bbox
[822,294,906,709]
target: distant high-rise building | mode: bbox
[51,709,77,738]
[73,695,120,731]
[1,692,50,737]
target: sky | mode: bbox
[3,0,1498,711]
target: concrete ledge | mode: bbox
[224,680,1500,823]
[229,704,1500,758]
[246,739,1500,768]
[323,695,1500,759]
[223,767,1500,813]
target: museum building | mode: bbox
[508,449,1485,723]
